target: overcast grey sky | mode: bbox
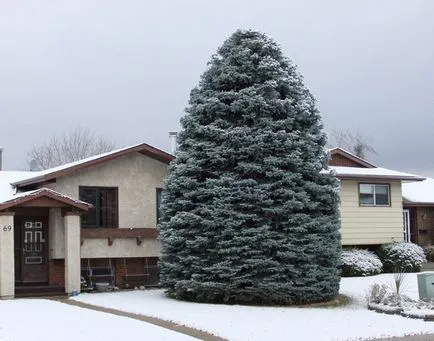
[1,1,433,176]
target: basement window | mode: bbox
[359,184,390,207]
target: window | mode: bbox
[79,187,118,228]
[156,188,163,223]
[359,184,390,206]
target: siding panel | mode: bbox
[339,180,404,245]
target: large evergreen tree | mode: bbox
[159,30,341,305]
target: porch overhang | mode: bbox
[0,188,92,212]
[403,201,434,208]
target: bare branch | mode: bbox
[27,126,115,170]
[329,128,377,159]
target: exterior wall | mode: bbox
[45,152,167,259]
[48,259,65,286]
[414,207,434,246]
[49,208,65,259]
[80,238,161,258]
[81,257,158,288]
[0,213,15,298]
[64,213,81,294]
[329,154,369,168]
[46,152,167,228]
[340,179,404,245]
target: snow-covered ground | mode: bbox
[2,274,433,341]
[0,298,195,341]
[72,273,434,341]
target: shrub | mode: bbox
[366,283,389,304]
[341,249,382,277]
[378,242,427,273]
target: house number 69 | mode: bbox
[3,225,12,232]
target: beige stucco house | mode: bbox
[0,143,173,299]
[328,148,424,246]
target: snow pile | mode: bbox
[0,299,195,341]
[379,242,427,272]
[341,249,382,277]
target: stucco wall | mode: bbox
[340,179,404,245]
[0,213,15,298]
[45,152,167,259]
[80,238,161,258]
[46,152,167,228]
[49,208,64,259]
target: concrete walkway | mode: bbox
[53,298,227,341]
[53,297,434,341]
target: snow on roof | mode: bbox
[12,143,144,186]
[328,166,425,181]
[11,142,174,188]
[0,171,42,203]
[0,146,145,204]
[402,177,434,204]
[0,171,91,207]
[0,187,91,207]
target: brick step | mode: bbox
[15,285,66,297]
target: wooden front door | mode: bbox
[19,217,49,283]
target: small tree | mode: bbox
[27,126,115,170]
[330,128,376,159]
[159,30,341,305]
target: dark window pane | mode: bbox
[360,193,374,205]
[80,187,97,227]
[156,188,163,223]
[375,185,389,205]
[100,188,118,227]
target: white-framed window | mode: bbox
[359,183,390,206]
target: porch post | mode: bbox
[0,212,15,299]
[64,212,81,294]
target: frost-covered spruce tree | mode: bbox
[159,30,341,305]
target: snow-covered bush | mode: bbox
[341,249,382,277]
[378,242,427,272]
[367,283,389,304]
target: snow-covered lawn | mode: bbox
[0,298,195,341]
[73,273,434,341]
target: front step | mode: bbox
[15,285,66,298]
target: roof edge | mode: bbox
[0,188,92,211]
[329,147,376,168]
[13,143,175,188]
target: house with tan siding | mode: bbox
[328,148,424,246]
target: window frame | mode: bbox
[79,186,119,228]
[358,183,391,207]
